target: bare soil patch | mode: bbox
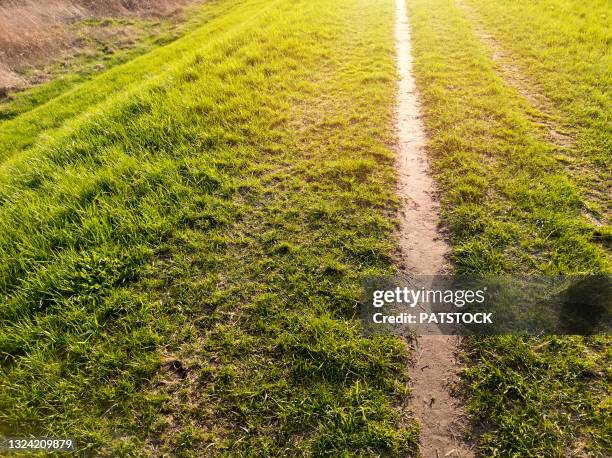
[394,0,474,456]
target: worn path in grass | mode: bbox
[455,0,575,152]
[394,0,473,456]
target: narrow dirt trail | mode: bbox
[394,0,474,456]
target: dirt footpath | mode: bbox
[394,0,474,456]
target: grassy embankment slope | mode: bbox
[0,0,214,121]
[0,0,243,156]
[408,0,610,455]
[0,0,417,455]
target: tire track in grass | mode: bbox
[454,0,576,152]
[455,0,610,232]
[394,0,474,456]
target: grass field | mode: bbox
[0,0,238,147]
[0,0,610,456]
[0,14,190,122]
[0,0,418,455]
[408,0,610,455]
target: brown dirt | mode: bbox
[394,0,474,456]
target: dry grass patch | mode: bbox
[0,0,194,90]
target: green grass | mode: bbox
[2,0,610,455]
[0,0,418,455]
[0,0,247,161]
[463,0,611,212]
[407,0,611,455]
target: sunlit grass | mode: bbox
[408,0,610,455]
[0,0,418,455]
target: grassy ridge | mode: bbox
[0,0,418,455]
[407,0,610,455]
[0,0,250,163]
[0,9,206,123]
